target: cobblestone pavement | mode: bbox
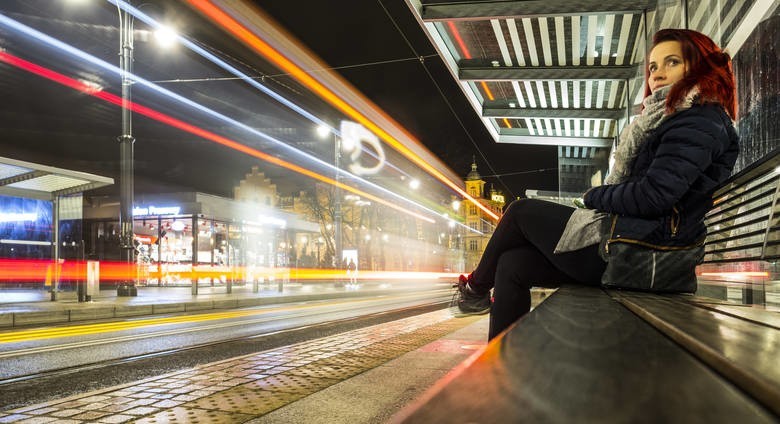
[0,309,481,423]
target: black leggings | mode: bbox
[470,199,606,339]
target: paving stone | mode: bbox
[49,409,82,418]
[20,408,57,416]
[121,406,158,416]
[71,410,111,420]
[132,406,252,424]
[0,415,30,423]
[13,417,59,424]
[241,374,338,395]
[151,400,183,409]
[96,414,135,423]
[186,387,303,415]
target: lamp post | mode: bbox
[117,4,136,296]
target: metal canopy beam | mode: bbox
[422,1,652,21]
[460,65,638,81]
[559,157,601,166]
[498,134,612,148]
[0,170,48,187]
[484,107,624,120]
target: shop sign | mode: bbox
[133,205,181,216]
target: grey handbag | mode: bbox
[601,242,704,293]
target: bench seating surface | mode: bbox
[612,290,780,417]
[395,285,776,423]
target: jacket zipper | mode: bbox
[605,214,702,252]
[605,215,619,254]
[670,206,680,237]
[651,251,657,288]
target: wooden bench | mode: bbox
[393,285,780,423]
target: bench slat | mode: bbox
[611,291,780,417]
[395,286,774,423]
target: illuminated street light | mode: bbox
[114,2,173,296]
[316,124,331,138]
[452,200,461,211]
[409,179,420,190]
[153,26,177,48]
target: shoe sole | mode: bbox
[452,306,491,317]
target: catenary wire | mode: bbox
[375,0,516,199]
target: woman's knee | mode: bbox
[503,198,542,221]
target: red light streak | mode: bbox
[0,51,434,223]
[699,271,769,278]
[0,259,460,283]
[447,21,471,59]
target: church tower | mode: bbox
[461,158,504,273]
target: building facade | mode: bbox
[461,161,505,272]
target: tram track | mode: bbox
[0,299,450,409]
[0,290,450,357]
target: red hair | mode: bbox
[645,29,737,119]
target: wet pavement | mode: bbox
[0,309,488,423]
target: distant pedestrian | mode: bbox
[346,258,357,286]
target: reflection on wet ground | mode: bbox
[697,278,780,312]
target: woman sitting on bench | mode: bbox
[455,28,740,340]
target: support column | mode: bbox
[117,7,136,295]
[51,196,59,301]
[191,215,198,295]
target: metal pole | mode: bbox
[334,135,343,268]
[118,7,136,295]
[51,196,59,301]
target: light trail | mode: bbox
[699,272,769,278]
[0,290,446,345]
[0,259,460,284]
[447,21,472,59]
[0,49,434,223]
[184,0,500,221]
[0,14,493,229]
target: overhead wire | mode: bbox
[151,54,441,84]
[375,0,516,199]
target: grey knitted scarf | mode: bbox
[554,85,697,254]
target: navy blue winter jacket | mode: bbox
[584,103,739,248]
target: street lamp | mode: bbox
[113,3,175,295]
[116,3,135,296]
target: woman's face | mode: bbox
[647,40,687,93]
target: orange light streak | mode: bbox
[0,51,433,224]
[480,81,495,101]
[503,118,512,128]
[184,1,499,222]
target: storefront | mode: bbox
[83,192,320,287]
